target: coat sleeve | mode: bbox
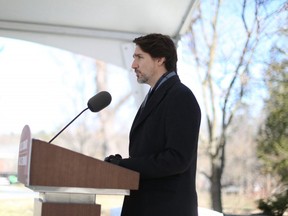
[119,86,201,179]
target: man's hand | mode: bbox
[104,154,122,165]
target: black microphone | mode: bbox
[48,91,112,143]
[87,91,112,112]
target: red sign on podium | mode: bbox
[18,125,32,185]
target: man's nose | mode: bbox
[131,60,137,69]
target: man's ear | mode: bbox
[157,57,166,66]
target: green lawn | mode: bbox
[0,185,262,216]
[0,198,34,216]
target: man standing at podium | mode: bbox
[105,33,201,216]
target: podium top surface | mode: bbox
[29,185,130,195]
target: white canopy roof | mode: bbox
[0,0,198,68]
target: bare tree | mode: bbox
[186,0,286,212]
[48,55,132,159]
[94,60,132,158]
[45,53,97,153]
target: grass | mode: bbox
[0,185,264,216]
[0,198,34,216]
[198,191,261,215]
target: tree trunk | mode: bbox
[95,60,110,157]
[210,158,223,212]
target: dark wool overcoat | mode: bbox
[119,75,201,216]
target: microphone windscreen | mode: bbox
[87,91,112,112]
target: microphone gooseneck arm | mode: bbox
[48,91,112,144]
[48,107,89,144]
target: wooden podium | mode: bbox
[17,125,139,216]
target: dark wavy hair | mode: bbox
[133,33,178,73]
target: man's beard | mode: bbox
[136,71,148,84]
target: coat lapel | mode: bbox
[130,76,180,134]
